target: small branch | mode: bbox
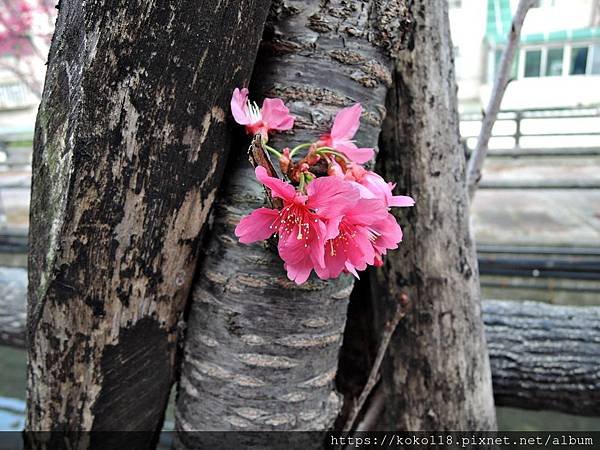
[466,0,536,201]
[355,387,385,432]
[247,134,283,209]
[341,293,409,434]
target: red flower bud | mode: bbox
[279,148,291,174]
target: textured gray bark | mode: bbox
[174,0,412,439]
[484,300,600,417]
[369,0,497,430]
[175,154,354,436]
[6,283,599,416]
[26,0,270,444]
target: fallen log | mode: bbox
[483,299,600,416]
[1,280,598,417]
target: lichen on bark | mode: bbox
[26,0,272,444]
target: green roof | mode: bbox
[486,0,600,46]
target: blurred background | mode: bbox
[0,0,598,432]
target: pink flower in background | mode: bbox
[235,167,359,284]
[230,88,294,140]
[0,0,56,97]
[318,104,374,164]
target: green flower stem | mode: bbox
[289,142,313,158]
[315,147,349,162]
[263,144,282,159]
[299,173,306,193]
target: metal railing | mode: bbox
[0,83,34,110]
[460,106,600,155]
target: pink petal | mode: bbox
[314,259,331,280]
[278,232,305,265]
[349,181,377,199]
[352,227,376,266]
[372,213,403,252]
[331,104,362,140]
[231,88,251,125]
[255,166,297,202]
[261,98,295,131]
[235,208,278,244]
[336,141,374,164]
[327,157,345,177]
[324,216,342,241]
[310,220,328,268]
[344,263,360,279]
[306,176,360,219]
[388,195,415,207]
[278,220,326,269]
[346,198,388,225]
[284,259,313,284]
[321,242,347,279]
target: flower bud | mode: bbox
[306,147,321,165]
[279,148,291,174]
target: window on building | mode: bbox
[570,46,588,75]
[591,44,600,75]
[545,48,563,76]
[524,50,542,77]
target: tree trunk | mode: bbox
[174,0,412,439]
[8,281,600,417]
[484,300,600,417]
[26,0,270,445]
[368,0,497,430]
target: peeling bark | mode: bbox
[175,0,411,439]
[26,0,271,444]
[367,0,497,430]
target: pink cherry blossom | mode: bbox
[230,88,294,140]
[315,198,388,279]
[318,104,374,164]
[235,167,359,284]
[370,212,404,261]
[345,164,415,208]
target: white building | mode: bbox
[450,0,600,113]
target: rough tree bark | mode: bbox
[369,0,497,430]
[26,0,270,446]
[484,300,600,417]
[7,289,600,416]
[174,0,412,439]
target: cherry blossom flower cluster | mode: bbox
[231,88,414,284]
[0,0,54,54]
